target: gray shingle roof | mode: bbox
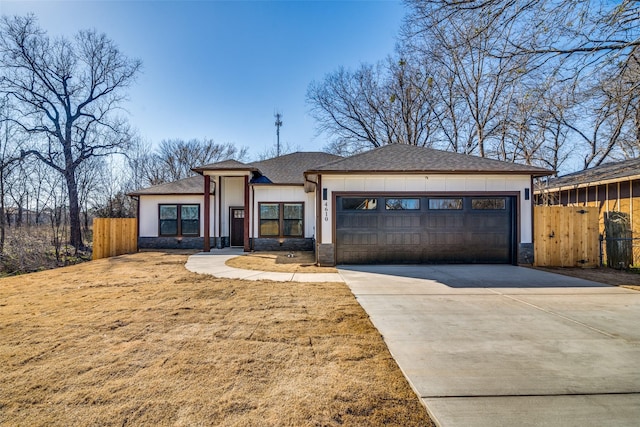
[192,159,258,173]
[307,144,552,176]
[251,152,342,184]
[132,146,553,196]
[128,175,209,196]
[192,152,342,184]
[539,157,640,190]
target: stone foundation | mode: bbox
[518,243,534,265]
[251,238,314,252]
[138,236,204,250]
[316,243,335,266]
[215,237,230,249]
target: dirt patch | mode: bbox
[532,266,640,291]
[226,251,338,273]
[0,251,432,426]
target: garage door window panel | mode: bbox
[342,198,378,210]
[429,198,463,210]
[385,198,420,210]
[472,198,506,209]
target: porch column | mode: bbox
[203,175,211,252]
[243,175,250,252]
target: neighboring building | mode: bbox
[534,158,640,240]
[130,145,551,266]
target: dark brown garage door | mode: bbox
[335,195,515,264]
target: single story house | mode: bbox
[534,157,640,242]
[129,144,551,266]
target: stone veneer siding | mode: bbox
[138,236,204,250]
[316,243,335,267]
[139,236,230,250]
[251,238,314,252]
[518,243,534,265]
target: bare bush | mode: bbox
[0,226,90,276]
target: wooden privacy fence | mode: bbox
[534,206,599,268]
[92,218,138,260]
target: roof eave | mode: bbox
[250,182,304,186]
[191,166,259,174]
[535,173,640,193]
[127,191,206,196]
[306,169,553,177]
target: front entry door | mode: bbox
[230,208,244,247]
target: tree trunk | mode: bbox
[64,170,84,252]
[0,169,5,255]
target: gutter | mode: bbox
[304,173,319,193]
[305,169,552,177]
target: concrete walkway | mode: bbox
[339,265,640,427]
[185,249,344,282]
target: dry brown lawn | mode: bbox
[0,251,433,426]
[225,251,338,274]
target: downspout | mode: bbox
[203,175,211,252]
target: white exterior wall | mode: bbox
[320,174,533,244]
[221,177,245,237]
[138,194,211,237]
[251,185,316,238]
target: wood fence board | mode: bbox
[534,206,599,268]
[92,218,137,260]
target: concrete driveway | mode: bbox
[338,265,640,427]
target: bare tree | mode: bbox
[404,0,640,170]
[137,139,247,186]
[408,1,640,62]
[307,56,439,155]
[256,140,300,161]
[0,97,23,253]
[403,0,549,159]
[0,15,141,251]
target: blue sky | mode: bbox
[0,0,406,160]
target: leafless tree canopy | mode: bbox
[0,15,141,250]
[408,1,640,59]
[308,0,640,172]
[133,138,248,186]
[307,58,438,156]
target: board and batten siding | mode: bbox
[138,194,212,237]
[319,174,533,245]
